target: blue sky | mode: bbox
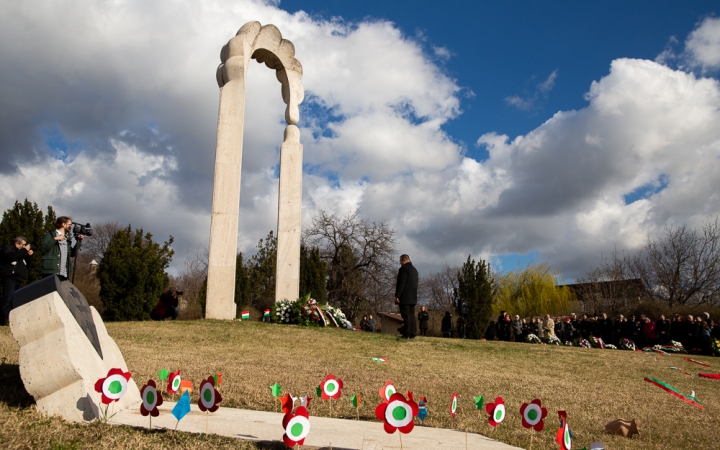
[1,0,720,280]
[283,0,718,159]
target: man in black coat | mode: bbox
[395,254,419,339]
[0,236,33,325]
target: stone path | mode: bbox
[113,402,523,450]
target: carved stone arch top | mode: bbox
[206,22,304,320]
[215,22,305,125]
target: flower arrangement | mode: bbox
[621,339,636,351]
[564,341,573,346]
[525,333,542,344]
[272,294,352,329]
[590,336,606,349]
[711,338,720,357]
[324,304,352,329]
[579,339,591,348]
[274,299,296,324]
[605,344,617,349]
[546,335,561,346]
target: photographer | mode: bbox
[39,216,84,281]
[0,236,33,325]
[150,288,181,321]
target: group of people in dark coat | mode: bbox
[504,311,720,354]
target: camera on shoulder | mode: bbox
[71,222,93,237]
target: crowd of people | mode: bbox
[492,310,720,354]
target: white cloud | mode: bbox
[1,1,720,284]
[685,17,720,71]
[504,70,559,111]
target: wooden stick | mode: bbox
[110,402,114,426]
[205,411,209,434]
[529,432,534,450]
[149,415,152,431]
[399,432,403,450]
[465,428,468,450]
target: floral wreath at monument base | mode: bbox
[272,293,352,329]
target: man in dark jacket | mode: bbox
[39,216,84,280]
[395,254,419,339]
[0,236,33,325]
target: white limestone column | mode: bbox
[206,44,252,320]
[275,125,303,302]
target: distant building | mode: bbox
[563,278,646,314]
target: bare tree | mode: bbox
[303,210,396,322]
[419,264,460,311]
[82,221,123,262]
[629,218,720,307]
[169,248,208,319]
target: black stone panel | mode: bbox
[13,276,103,359]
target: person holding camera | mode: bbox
[40,216,84,281]
[151,288,181,321]
[0,236,33,325]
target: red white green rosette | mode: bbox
[198,376,222,412]
[378,380,396,403]
[520,398,547,431]
[94,368,132,404]
[283,406,311,447]
[556,410,572,450]
[140,379,163,416]
[485,396,506,427]
[375,392,419,434]
[167,370,181,394]
[449,392,458,418]
[320,374,343,400]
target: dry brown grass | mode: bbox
[1,320,719,449]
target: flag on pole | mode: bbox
[172,390,191,422]
[351,394,360,408]
[241,311,250,320]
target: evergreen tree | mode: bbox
[299,245,327,303]
[0,199,56,285]
[234,251,252,313]
[249,231,277,310]
[458,256,494,339]
[98,225,174,321]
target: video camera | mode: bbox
[72,222,93,237]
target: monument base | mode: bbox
[10,277,140,422]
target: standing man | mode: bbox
[40,216,84,281]
[0,237,33,325]
[395,254,419,339]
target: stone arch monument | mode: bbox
[206,22,304,320]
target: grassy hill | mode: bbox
[0,320,718,449]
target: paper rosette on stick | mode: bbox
[283,406,311,447]
[556,410,572,450]
[167,370,181,394]
[520,399,547,431]
[198,376,222,412]
[449,392,458,418]
[485,397,506,427]
[379,380,396,403]
[140,379,163,416]
[94,368,132,404]
[375,392,419,434]
[320,374,343,400]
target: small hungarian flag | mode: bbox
[264,309,270,317]
[351,394,360,408]
[241,311,250,320]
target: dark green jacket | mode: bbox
[39,230,76,276]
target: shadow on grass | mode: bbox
[0,360,34,408]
